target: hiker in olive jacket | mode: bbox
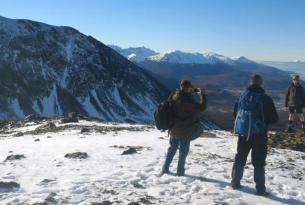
[285,74,305,133]
[160,80,206,176]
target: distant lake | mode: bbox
[262,61,305,80]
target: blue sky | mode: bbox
[0,0,305,61]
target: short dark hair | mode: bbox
[250,74,263,85]
[180,80,193,89]
[292,74,300,80]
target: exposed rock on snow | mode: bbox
[61,112,79,123]
[121,147,138,155]
[13,132,23,137]
[64,152,89,159]
[81,127,91,133]
[127,202,140,205]
[201,131,218,138]
[111,145,151,152]
[39,179,56,185]
[4,154,26,161]
[131,181,145,189]
[91,201,113,205]
[36,122,57,131]
[0,181,20,192]
[268,132,305,152]
[44,192,57,203]
[24,114,45,123]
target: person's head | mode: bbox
[292,74,300,85]
[180,80,193,94]
[250,74,263,86]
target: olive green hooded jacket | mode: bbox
[169,89,207,140]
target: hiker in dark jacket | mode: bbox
[285,74,305,133]
[160,80,206,176]
[232,74,278,196]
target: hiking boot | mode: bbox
[285,126,295,133]
[255,190,270,196]
[177,170,185,177]
[158,169,169,177]
[231,183,242,190]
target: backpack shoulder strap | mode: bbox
[167,92,174,101]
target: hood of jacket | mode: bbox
[247,84,265,94]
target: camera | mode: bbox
[194,88,201,93]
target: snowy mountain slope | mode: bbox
[147,50,213,64]
[147,51,259,66]
[202,52,235,64]
[0,119,304,204]
[0,16,169,122]
[231,56,257,64]
[108,45,158,62]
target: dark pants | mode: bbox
[162,137,190,176]
[231,133,268,192]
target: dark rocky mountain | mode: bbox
[137,61,291,91]
[0,16,169,122]
[111,46,292,91]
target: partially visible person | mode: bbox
[232,74,278,196]
[285,74,305,133]
[160,80,206,176]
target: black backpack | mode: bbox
[154,100,175,131]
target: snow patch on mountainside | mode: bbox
[60,67,69,88]
[10,98,25,118]
[78,95,103,120]
[65,38,74,62]
[111,87,124,108]
[40,85,63,116]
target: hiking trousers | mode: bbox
[231,133,268,192]
[162,136,190,176]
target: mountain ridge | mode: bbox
[110,45,258,66]
[0,16,169,122]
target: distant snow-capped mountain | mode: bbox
[202,52,234,64]
[0,16,168,121]
[148,51,258,65]
[147,50,213,64]
[108,45,158,62]
[111,45,258,65]
[230,56,257,64]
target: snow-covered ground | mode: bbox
[0,120,305,205]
